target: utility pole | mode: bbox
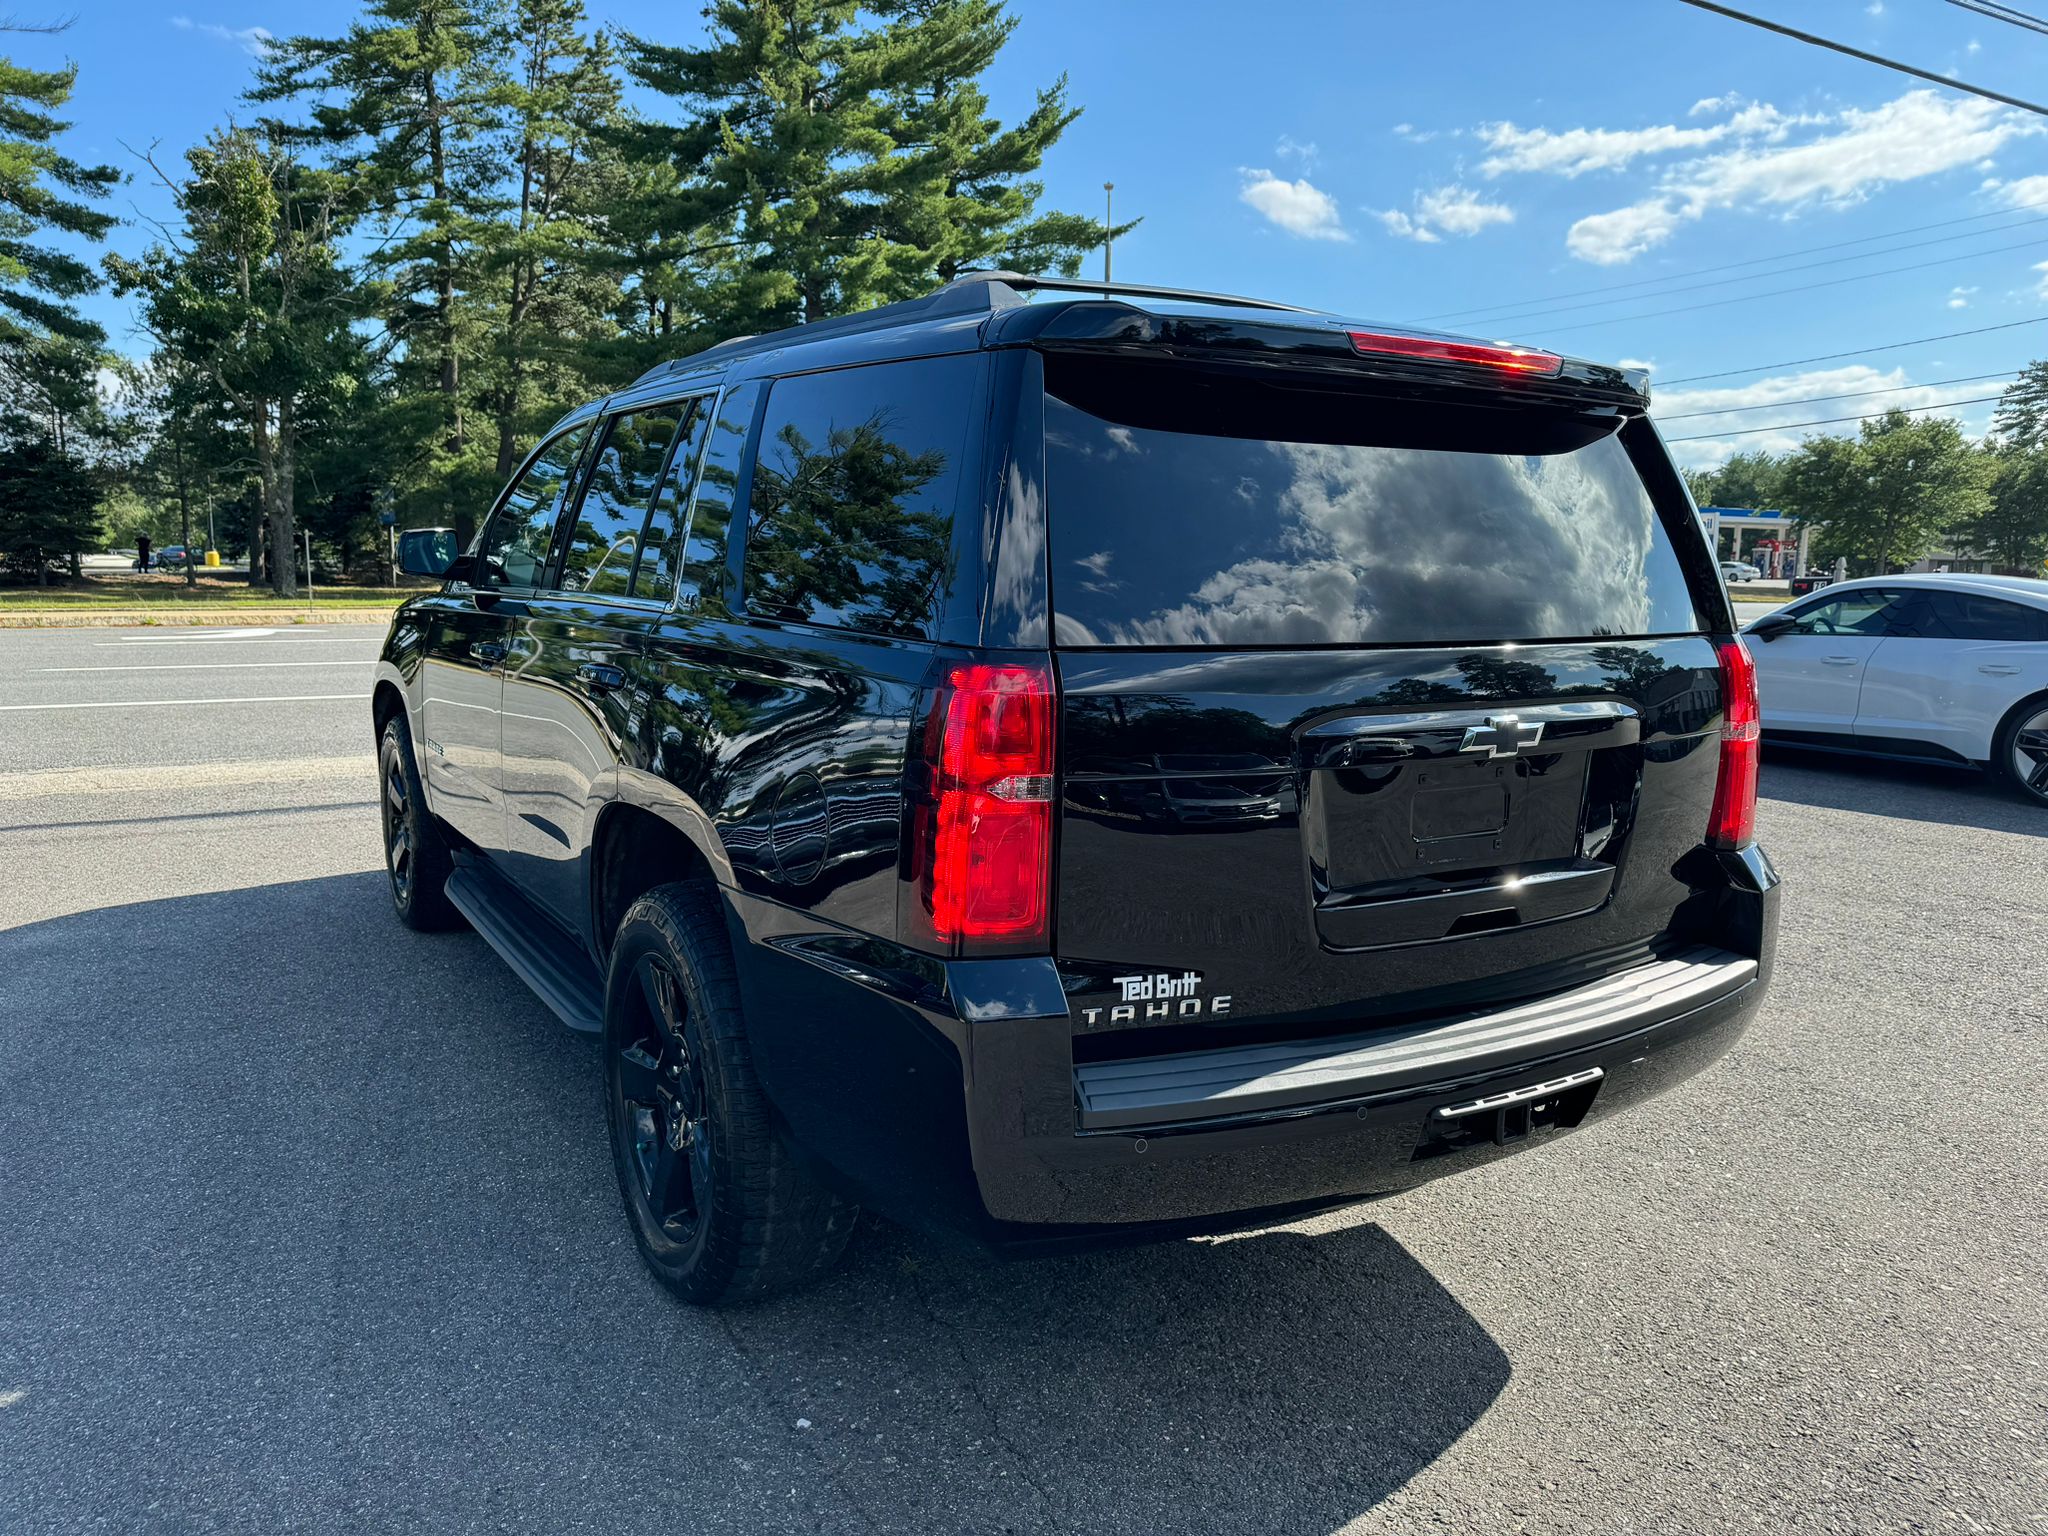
[1103,182,1115,291]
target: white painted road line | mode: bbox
[0,694,362,712]
[95,635,383,646]
[37,661,375,673]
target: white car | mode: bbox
[1743,573,2048,806]
[1721,559,1763,583]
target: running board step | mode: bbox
[1073,945,1757,1131]
[444,862,604,1034]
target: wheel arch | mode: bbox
[586,769,738,958]
[371,676,407,742]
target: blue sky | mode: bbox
[23,0,2048,466]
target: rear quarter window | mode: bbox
[742,355,977,639]
[1043,361,1708,648]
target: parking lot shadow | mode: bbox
[0,873,1507,1535]
[1759,746,2047,837]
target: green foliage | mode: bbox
[0,52,118,448]
[1991,359,2048,453]
[618,0,1108,334]
[1960,448,2048,573]
[79,0,1104,579]
[0,433,98,582]
[1687,448,1783,512]
[1777,410,1990,573]
[109,130,368,597]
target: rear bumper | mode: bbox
[728,846,1778,1252]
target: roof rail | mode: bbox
[630,277,1027,384]
[946,270,1321,315]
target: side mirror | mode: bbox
[1748,612,1797,643]
[397,527,461,579]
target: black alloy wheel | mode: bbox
[602,883,857,1304]
[378,714,459,930]
[611,954,714,1258]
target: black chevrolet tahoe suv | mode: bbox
[373,272,1778,1304]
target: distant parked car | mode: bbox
[157,545,189,570]
[1720,559,1763,583]
[1744,573,2048,806]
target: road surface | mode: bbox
[1,623,2041,1534]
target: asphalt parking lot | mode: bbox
[1,623,2043,1535]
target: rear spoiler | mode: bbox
[984,301,1649,415]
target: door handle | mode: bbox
[1979,663,2020,676]
[469,641,508,666]
[577,662,626,691]
[1822,655,1858,666]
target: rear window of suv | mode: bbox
[1043,358,1707,648]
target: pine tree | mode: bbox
[0,433,96,583]
[619,0,906,332]
[874,0,1125,284]
[0,51,118,448]
[253,1,505,514]
[473,0,626,480]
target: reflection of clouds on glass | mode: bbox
[1105,425,1140,455]
[1059,417,1675,646]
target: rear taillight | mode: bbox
[1707,637,1760,850]
[1346,329,1563,377]
[916,662,1055,949]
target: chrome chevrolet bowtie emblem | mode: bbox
[1459,714,1546,759]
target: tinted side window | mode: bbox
[556,406,685,597]
[1908,590,2048,642]
[1790,589,1911,637]
[677,382,761,617]
[742,356,974,639]
[479,426,588,589]
[634,398,713,604]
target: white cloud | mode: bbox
[1376,210,1440,244]
[170,16,274,55]
[1948,285,1978,309]
[2034,259,2048,299]
[1988,172,2048,208]
[1478,100,1804,179]
[1393,123,1441,143]
[1659,365,1996,468]
[1866,0,1884,13]
[1617,357,1655,373]
[1374,184,1513,243]
[1968,38,1982,54]
[1563,90,2034,263]
[1238,167,1349,241]
[1275,135,1319,167]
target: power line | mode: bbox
[1660,315,2047,384]
[1427,200,2048,325]
[1675,0,2048,116]
[1460,215,2048,330]
[1664,392,2007,441]
[1947,0,2048,39]
[1538,231,2048,335]
[1657,369,2022,419]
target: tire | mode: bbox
[602,882,858,1305]
[378,714,461,930]
[1992,692,2048,808]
